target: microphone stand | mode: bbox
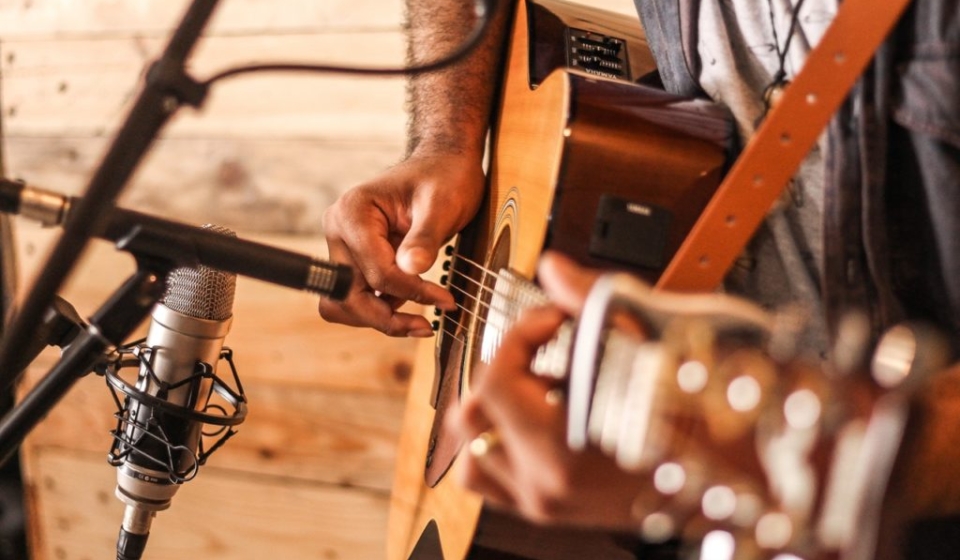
[0,0,222,465]
[0,0,220,395]
[0,262,170,466]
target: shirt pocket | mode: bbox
[892,42,960,150]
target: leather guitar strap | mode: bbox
[655,0,913,293]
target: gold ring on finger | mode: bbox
[468,430,501,459]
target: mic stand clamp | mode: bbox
[145,53,208,111]
[7,295,88,376]
[0,0,223,395]
[0,214,216,463]
[0,263,172,466]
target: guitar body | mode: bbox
[388,1,733,558]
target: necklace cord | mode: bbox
[768,0,809,83]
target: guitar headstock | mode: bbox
[563,272,953,559]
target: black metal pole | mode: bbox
[0,0,222,392]
[0,269,167,466]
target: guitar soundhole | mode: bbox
[422,226,512,487]
[461,225,512,395]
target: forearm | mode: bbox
[405,0,512,158]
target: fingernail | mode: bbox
[409,328,435,338]
[399,247,433,275]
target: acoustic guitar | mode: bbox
[387,0,733,558]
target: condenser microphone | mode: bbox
[108,224,244,560]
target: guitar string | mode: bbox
[432,254,584,378]
[443,267,545,333]
[430,267,502,343]
[432,298,554,369]
[441,281,524,338]
[432,279,526,344]
[430,250,550,344]
[447,252,500,279]
[442,258,522,318]
[436,275,744,458]
[450,253,547,303]
[447,254,547,312]
[435,294,540,351]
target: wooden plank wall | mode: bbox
[0,0,409,232]
[0,1,639,559]
[15,231,416,560]
[2,1,414,559]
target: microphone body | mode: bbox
[113,229,237,560]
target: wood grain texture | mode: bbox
[15,224,416,559]
[0,0,409,237]
[0,0,404,37]
[25,448,390,560]
[19,364,407,491]
[5,2,644,559]
[5,137,404,234]
[15,222,416,394]
[1,32,407,141]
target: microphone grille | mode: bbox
[162,224,237,321]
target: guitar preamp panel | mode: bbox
[566,28,631,81]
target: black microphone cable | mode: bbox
[202,0,501,85]
[0,0,500,396]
